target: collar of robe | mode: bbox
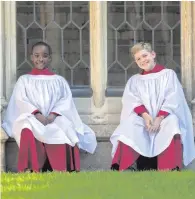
[142,64,165,75]
[29,67,55,75]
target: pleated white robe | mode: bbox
[110,69,195,166]
[2,74,97,154]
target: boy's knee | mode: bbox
[21,128,34,139]
[165,114,179,125]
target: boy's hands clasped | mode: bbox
[35,113,57,125]
[141,112,164,133]
[47,113,57,124]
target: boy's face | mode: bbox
[134,49,156,71]
[31,45,51,70]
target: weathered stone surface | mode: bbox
[5,137,195,172]
[80,141,112,171]
[192,99,195,136]
[184,159,195,170]
[5,139,19,172]
[5,139,112,172]
[0,128,9,171]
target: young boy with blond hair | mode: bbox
[110,42,195,171]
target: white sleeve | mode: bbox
[2,76,38,137]
[120,76,143,122]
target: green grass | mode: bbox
[1,171,195,199]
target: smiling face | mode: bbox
[31,45,51,70]
[134,49,156,71]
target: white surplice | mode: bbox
[110,69,195,166]
[2,74,97,154]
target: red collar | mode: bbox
[142,64,165,75]
[29,68,55,75]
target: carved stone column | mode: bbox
[181,1,194,104]
[4,1,17,99]
[0,1,9,172]
[192,99,195,136]
[192,2,195,135]
[90,1,107,108]
[181,1,195,136]
[0,128,8,172]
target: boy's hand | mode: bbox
[47,113,57,124]
[150,116,164,133]
[141,112,153,132]
[35,113,48,126]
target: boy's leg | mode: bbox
[174,135,183,169]
[44,143,80,172]
[66,145,80,172]
[73,145,80,171]
[44,144,67,171]
[111,141,139,171]
[18,128,46,172]
[158,134,182,170]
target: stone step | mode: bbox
[5,138,112,172]
[5,138,195,172]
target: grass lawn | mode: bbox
[1,171,195,199]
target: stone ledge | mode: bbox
[1,127,9,172]
[0,127,8,142]
[7,136,110,143]
[192,98,195,135]
[5,139,195,172]
[0,97,8,113]
[5,140,112,172]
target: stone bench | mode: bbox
[1,128,195,172]
[1,128,112,172]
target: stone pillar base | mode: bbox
[0,127,8,172]
[192,99,195,136]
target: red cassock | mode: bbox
[17,68,80,172]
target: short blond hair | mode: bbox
[131,42,153,58]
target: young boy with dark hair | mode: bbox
[2,41,97,172]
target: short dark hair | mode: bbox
[31,41,52,55]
